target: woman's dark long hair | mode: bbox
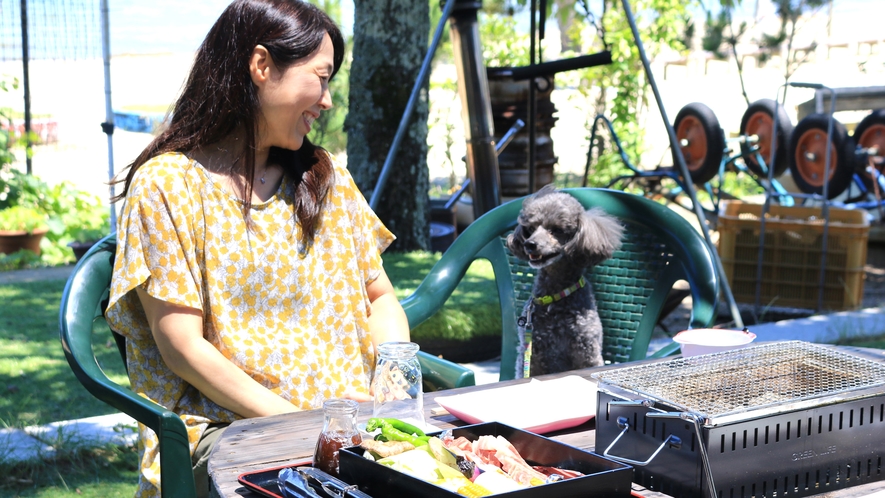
[112,0,345,244]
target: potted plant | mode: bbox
[68,226,109,262]
[0,206,49,255]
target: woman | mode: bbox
[105,1,409,496]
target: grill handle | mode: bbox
[669,412,718,498]
[601,416,682,466]
[601,408,719,498]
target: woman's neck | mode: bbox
[192,138,281,203]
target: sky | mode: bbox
[107,0,353,55]
[103,0,877,56]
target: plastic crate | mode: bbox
[717,201,869,311]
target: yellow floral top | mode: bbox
[105,152,393,496]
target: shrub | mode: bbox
[0,206,47,233]
[0,169,110,268]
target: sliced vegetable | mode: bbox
[366,417,430,447]
[456,481,493,497]
[376,447,464,482]
[382,418,426,437]
[427,437,458,469]
[380,424,429,447]
[359,439,415,459]
[473,469,528,493]
[456,455,476,480]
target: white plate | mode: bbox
[434,375,597,434]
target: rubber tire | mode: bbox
[672,102,724,185]
[850,109,885,191]
[788,113,856,199]
[854,109,885,169]
[739,98,794,178]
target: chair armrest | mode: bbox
[59,237,197,498]
[417,350,476,391]
[61,341,197,496]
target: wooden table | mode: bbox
[208,346,885,498]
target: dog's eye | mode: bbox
[521,226,534,237]
[550,227,575,240]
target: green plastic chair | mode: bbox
[401,188,720,382]
[59,234,474,497]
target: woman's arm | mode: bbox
[135,287,299,418]
[366,267,410,353]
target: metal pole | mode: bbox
[100,0,116,230]
[368,0,456,211]
[527,0,536,194]
[20,0,32,174]
[754,84,785,313]
[784,82,835,313]
[448,0,501,218]
[620,0,744,329]
[818,88,836,312]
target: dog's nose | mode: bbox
[524,240,537,251]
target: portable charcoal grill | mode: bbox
[591,341,885,498]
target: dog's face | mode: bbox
[506,187,625,270]
[507,192,584,269]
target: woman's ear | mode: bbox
[249,45,272,87]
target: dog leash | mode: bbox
[516,276,587,378]
[516,300,534,379]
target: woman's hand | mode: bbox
[136,287,300,418]
[365,267,410,353]
[342,389,372,402]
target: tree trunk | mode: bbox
[346,0,430,252]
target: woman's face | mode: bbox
[255,33,335,152]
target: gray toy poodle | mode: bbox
[506,186,624,377]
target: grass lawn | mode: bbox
[0,279,137,495]
[834,334,885,350]
[384,252,502,342]
[0,280,127,427]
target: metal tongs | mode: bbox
[278,466,372,498]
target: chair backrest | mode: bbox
[58,234,197,498]
[401,188,720,382]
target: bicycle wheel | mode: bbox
[672,102,724,185]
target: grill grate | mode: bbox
[593,341,885,419]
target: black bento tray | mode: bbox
[339,422,633,498]
[238,460,317,498]
[239,460,374,498]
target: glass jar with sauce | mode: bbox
[313,398,361,477]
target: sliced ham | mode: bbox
[441,433,581,487]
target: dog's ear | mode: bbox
[506,223,529,260]
[535,184,558,197]
[566,207,625,268]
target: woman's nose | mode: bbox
[319,86,333,111]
